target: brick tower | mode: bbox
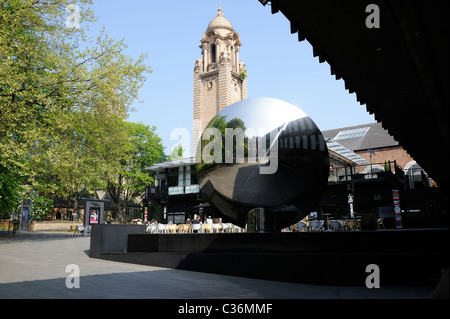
[193,8,247,155]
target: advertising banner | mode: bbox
[84,201,104,226]
[392,190,403,229]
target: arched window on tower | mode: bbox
[230,45,234,65]
[211,44,216,63]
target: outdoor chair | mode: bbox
[191,223,201,233]
[308,221,323,231]
[329,220,342,231]
[145,223,156,233]
[377,218,385,229]
[356,219,362,231]
[345,220,356,231]
[157,223,167,233]
[167,224,178,233]
[212,223,223,233]
[222,223,231,232]
[202,223,213,233]
[73,225,85,236]
[74,225,91,236]
[339,220,348,231]
[178,224,191,233]
[346,220,361,231]
[295,222,307,232]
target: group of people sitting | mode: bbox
[189,214,213,233]
[143,215,242,234]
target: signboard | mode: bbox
[392,190,403,229]
[348,194,354,204]
[20,200,32,232]
[144,207,148,222]
[84,201,105,226]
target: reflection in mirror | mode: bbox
[195,97,329,232]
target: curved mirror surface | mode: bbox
[196,97,329,230]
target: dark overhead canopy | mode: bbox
[258,0,449,188]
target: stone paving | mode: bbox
[0,231,437,299]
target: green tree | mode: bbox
[106,122,165,220]
[196,115,248,172]
[30,192,53,221]
[1,0,151,216]
[169,143,184,160]
[0,165,23,219]
[0,0,96,178]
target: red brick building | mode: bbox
[322,122,433,188]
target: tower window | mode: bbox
[211,44,216,63]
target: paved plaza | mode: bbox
[0,231,437,299]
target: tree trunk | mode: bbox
[73,198,80,222]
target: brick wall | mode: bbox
[32,221,83,232]
[356,146,415,169]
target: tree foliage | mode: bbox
[1,0,155,217]
[30,191,53,221]
[169,143,184,160]
[106,122,166,219]
[0,165,23,218]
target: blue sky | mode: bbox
[85,0,375,156]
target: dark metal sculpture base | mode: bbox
[89,225,448,286]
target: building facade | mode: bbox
[322,122,434,188]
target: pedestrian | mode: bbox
[191,214,200,233]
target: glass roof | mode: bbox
[326,140,370,164]
[334,127,370,140]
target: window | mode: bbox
[319,135,326,151]
[302,136,308,149]
[310,135,317,150]
[178,166,184,187]
[167,165,199,195]
[334,127,370,140]
[185,165,191,186]
[168,167,181,187]
[211,44,216,63]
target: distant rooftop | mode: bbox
[326,140,370,165]
[146,157,196,172]
[322,122,398,152]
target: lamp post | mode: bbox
[345,164,355,219]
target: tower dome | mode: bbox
[193,7,247,155]
[207,8,234,32]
